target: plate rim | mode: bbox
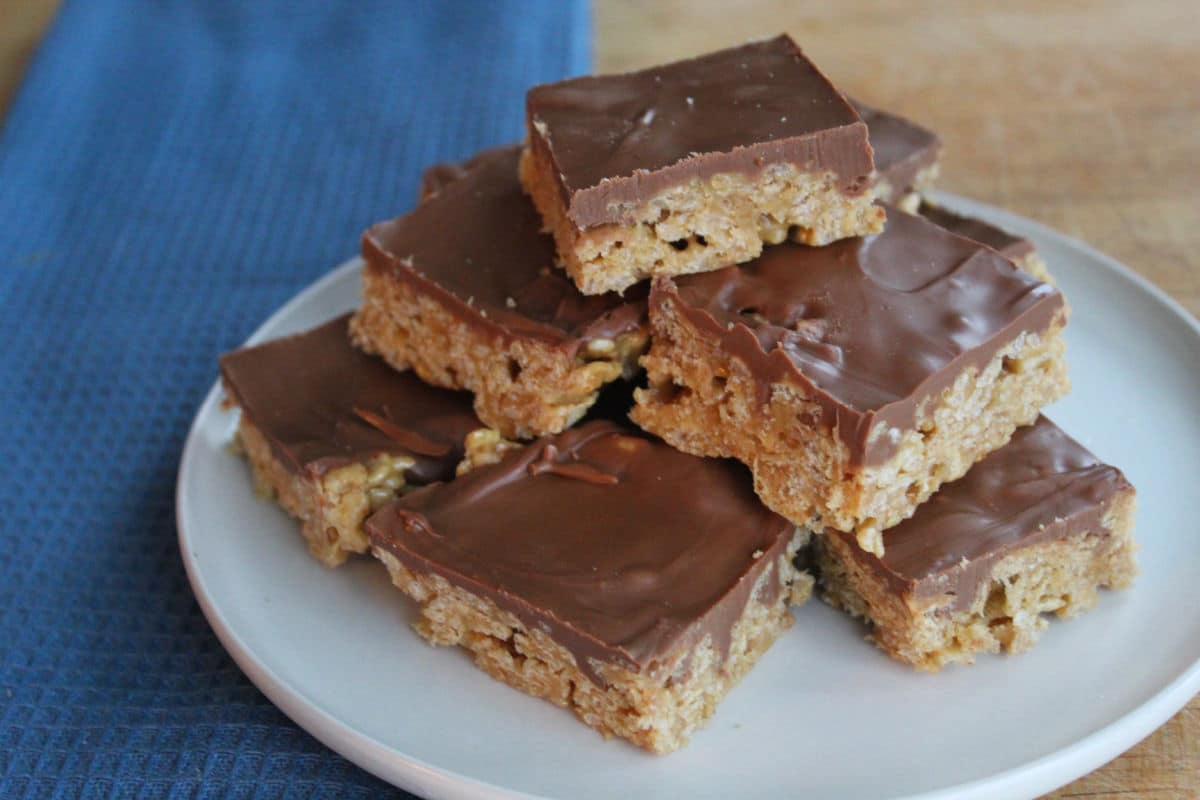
[177,195,1200,800]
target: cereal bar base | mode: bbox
[520,148,884,296]
[632,297,1070,554]
[233,416,408,567]
[351,269,645,440]
[373,543,811,754]
[874,162,941,214]
[815,490,1138,671]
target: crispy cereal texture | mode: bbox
[815,489,1138,670]
[232,415,412,567]
[351,268,646,440]
[520,147,884,296]
[631,295,1070,555]
[372,535,812,754]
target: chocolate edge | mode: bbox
[366,422,796,685]
[834,482,1131,613]
[560,124,876,229]
[218,314,472,483]
[361,228,584,355]
[526,34,876,229]
[369,505,793,685]
[654,265,1065,466]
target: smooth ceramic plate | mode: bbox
[178,196,1200,800]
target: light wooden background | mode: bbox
[2,1,1196,797]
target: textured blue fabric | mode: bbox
[0,2,590,797]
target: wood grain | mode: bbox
[1,1,1195,797]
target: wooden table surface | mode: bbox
[2,1,1196,797]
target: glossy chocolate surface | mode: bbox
[835,416,1130,610]
[219,314,479,483]
[368,421,794,682]
[418,144,515,201]
[917,201,1035,262]
[655,207,1065,464]
[363,145,645,354]
[851,99,941,202]
[526,35,875,228]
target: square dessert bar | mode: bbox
[632,207,1069,556]
[815,416,1137,670]
[219,314,480,567]
[917,200,1052,282]
[521,35,884,295]
[366,421,812,753]
[851,99,942,213]
[351,145,647,440]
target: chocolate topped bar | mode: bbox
[367,420,795,680]
[355,145,650,438]
[851,99,941,204]
[837,416,1129,611]
[219,314,479,483]
[363,145,645,353]
[526,35,874,229]
[654,207,1065,466]
[917,201,1035,263]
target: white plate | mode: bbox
[177,196,1200,800]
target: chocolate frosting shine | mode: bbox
[364,145,646,354]
[835,416,1131,610]
[657,207,1065,464]
[367,421,794,682]
[219,314,480,483]
[527,35,875,227]
[917,201,1035,262]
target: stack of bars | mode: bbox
[220,35,1138,754]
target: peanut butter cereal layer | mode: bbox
[367,421,812,753]
[351,145,647,440]
[632,207,1069,555]
[219,314,480,566]
[815,416,1137,670]
[521,35,883,295]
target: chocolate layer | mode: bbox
[851,99,941,202]
[367,421,794,683]
[418,143,515,201]
[655,206,1065,465]
[833,416,1131,611]
[219,314,479,483]
[917,201,1036,262]
[526,35,875,228]
[363,145,646,355]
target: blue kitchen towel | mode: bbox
[0,1,590,797]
